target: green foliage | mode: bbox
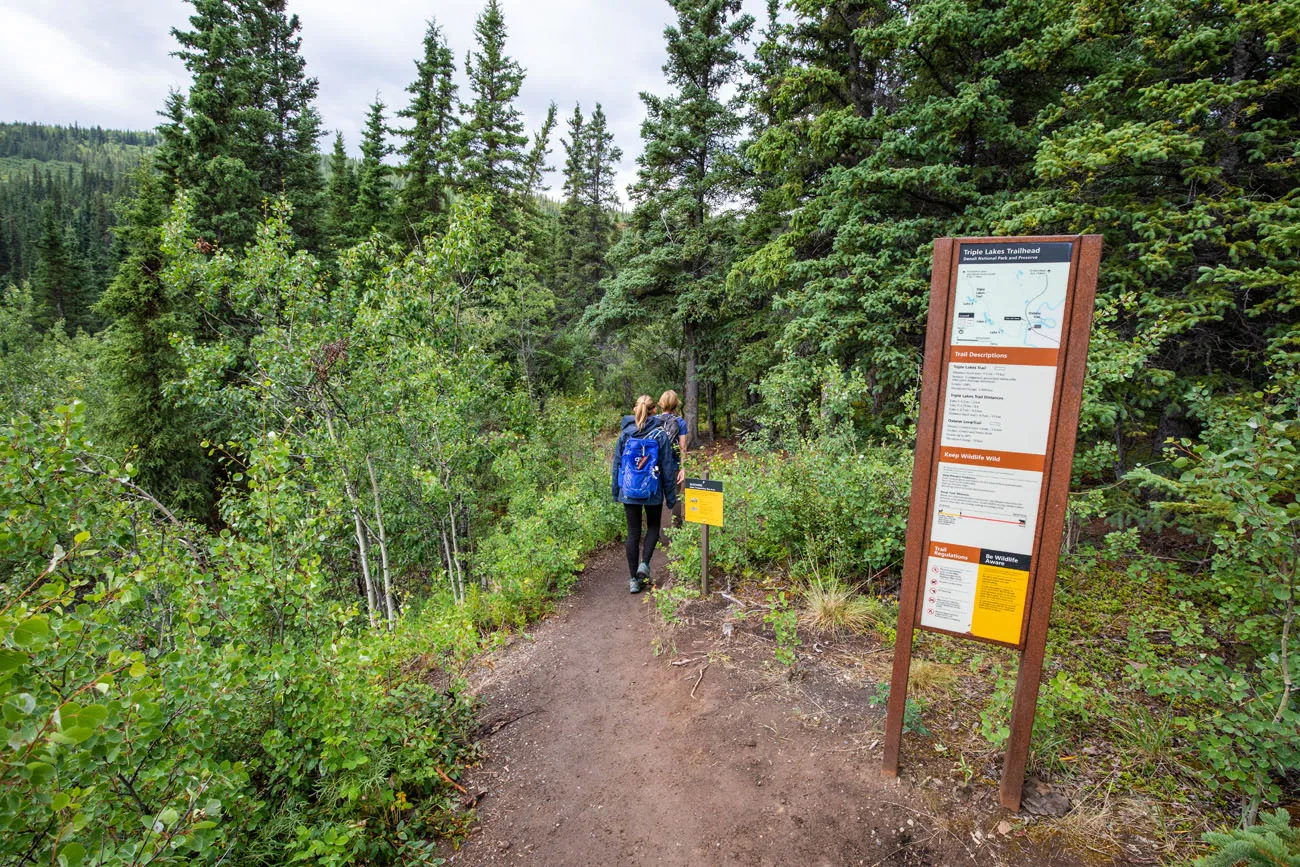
[666,442,911,585]
[736,0,1300,463]
[653,582,701,625]
[0,404,472,864]
[871,684,930,738]
[0,391,623,864]
[979,661,1106,773]
[469,396,625,630]
[324,131,360,248]
[355,96,395,236]
[31,202,96,334]
[1197,810,1300,867]
[1129,376,1299,822]
[0,282,100,418]
[594,0,755,443]
[95,166,212,519]
[556,103,621,324]
[164,0,324,250]
[397,18,459,240]
[763,591,800,666]
[0,122,155,309]
[456,0,529,210]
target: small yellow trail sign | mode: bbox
[684,478,724,527]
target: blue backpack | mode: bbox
[619,427,664,500]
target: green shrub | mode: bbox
[666,442,910,589]
[1129,378,1299,823]
[0,402,620,865]
[1196,810,1300,867]
[764,592,801,666]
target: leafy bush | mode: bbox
[1130,377,1299,823]
[665,441,911,588]
[763,592,801,667]
[0,399,621,865]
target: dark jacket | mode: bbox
[611,415,678,508]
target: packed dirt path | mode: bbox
[447,543,1088,867]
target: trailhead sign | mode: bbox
[923,241,1074,645]
[883,235,1102,811]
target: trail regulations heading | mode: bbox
[922,241,1075,644]
[886,235,1102,810]
[684,478,724,527]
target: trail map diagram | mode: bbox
[951,263,1068,350]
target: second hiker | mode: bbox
[612,394,678,594]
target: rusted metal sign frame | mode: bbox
[881,235,1102,811]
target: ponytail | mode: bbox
[632,394,654,430]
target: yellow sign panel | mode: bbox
[970,563,1029,644]
[684,478,724,527]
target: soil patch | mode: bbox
[447,544,1104,866]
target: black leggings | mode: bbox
[624,503,663,578]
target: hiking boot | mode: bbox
[629,575,643,594]
[637,561,651,588]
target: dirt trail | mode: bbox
[448,542,1087,867]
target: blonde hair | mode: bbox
[633,394,655,430]
[658,390,680,415]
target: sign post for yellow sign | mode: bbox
[684,477,724,594]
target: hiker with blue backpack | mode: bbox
[612,394,678,594]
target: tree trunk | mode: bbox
[323,410,378,628]
[441,525,459,604]
[706,379,717,443]
[723,368,733,438]
[684,321,701,449]
[448,500,465,603]
[366,454,396,628]
[351,500,379,628]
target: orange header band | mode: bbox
[928,542,980,562]
[938,447,1046,472]
[949,346,1059,366]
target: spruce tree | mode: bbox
[456,0,529,228]
[95,0,324,515]
[597,0,753,446]
[32,203,86,333]
[164,0,323,250]
[500,102,558,392]
[397,19,459,240]
[95,165,211,517]
[325,131,359,248]
[579,104,621,296]
[557,103,621,319]
[522,102,558,197]
[245,0,325,249]
[355,96,394,236]
[557,105,588,314]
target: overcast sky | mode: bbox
[0,0,770,201]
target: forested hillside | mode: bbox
[0,123,158,332]
[0,0,1296,863]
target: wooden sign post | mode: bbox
[881,235,1102,811]
[684,474,724,594]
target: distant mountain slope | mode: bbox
[0,123,158,325]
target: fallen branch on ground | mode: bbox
[691,663,710,699]
[436,766,468,794]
